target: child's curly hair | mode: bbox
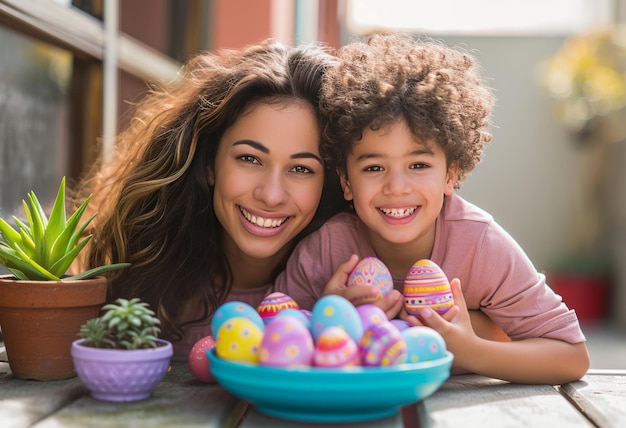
[321,33,495,187]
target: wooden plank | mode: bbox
[421,375,593,427]
[239,407,404,427]
[559,372,626,428]
[31,361,247,428]
[0,372,85,428]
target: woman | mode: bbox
[74,39,348,357]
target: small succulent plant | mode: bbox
[0,176,130,281]
[78,298,162,350]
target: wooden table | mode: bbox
[2,338,625,427]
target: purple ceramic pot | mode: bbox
[71,338,173,402]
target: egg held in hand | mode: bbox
[188,336,217,383]
[404,259,454,316]
[347,257,394,303]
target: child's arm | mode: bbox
[321,254,404,319]
[409,278,590,385]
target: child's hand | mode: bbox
[372,289,404,320]
[322,255,379,303]
[406,278,476,372]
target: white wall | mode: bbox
[443,36,586,272]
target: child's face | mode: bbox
[340,120,457,252]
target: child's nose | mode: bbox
[384,170,412,196]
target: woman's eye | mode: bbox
[291,165,314,174]
[237,155,260,164]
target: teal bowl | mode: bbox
[207,349,452,423]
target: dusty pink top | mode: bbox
[172,285,271,359]
[274,193,586,344]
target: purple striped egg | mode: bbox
[403,259,454,316]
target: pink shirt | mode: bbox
[274,193,585,344]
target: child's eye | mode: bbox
[410,162,429,169]
[291,165,314,174]
[237,154,260,164]
[364,165,384,172]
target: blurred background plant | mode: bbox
[542,27,626,146]
[539,26,626,323]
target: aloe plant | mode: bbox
[78,298,162,349]
[0,176,129,281]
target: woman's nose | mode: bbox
[253,172,288,206]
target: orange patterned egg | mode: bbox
[403,259,454,316]
[257,292,300,324]
[313,326,360,368]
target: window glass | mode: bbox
[347,0,613,35]
[0,26,72,223]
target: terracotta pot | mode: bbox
[71,338,173,401]
[0,275,107,380]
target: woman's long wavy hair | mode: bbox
[74,40,346,341]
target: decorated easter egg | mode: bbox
[274,308,312,329]
[259,315,314,367]
[313,326,360,368]
[347,257,394,303]
[402,326,447,363]
[188,336,216,383]
[311,295,363,343]
[390,319,411,332]
[211,301,265,337]
[358,321,408,367]
[356,304,387,333]
[300,309,312,322]
[215,317,264,364]
[257,292,300,324]
[403,259,454,316]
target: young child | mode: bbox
[273,33,590,385]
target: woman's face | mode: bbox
[210,102,324,261]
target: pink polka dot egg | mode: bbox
[403,259,454,316]
[188,335,216,382]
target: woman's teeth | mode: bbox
[241,207,287,228]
